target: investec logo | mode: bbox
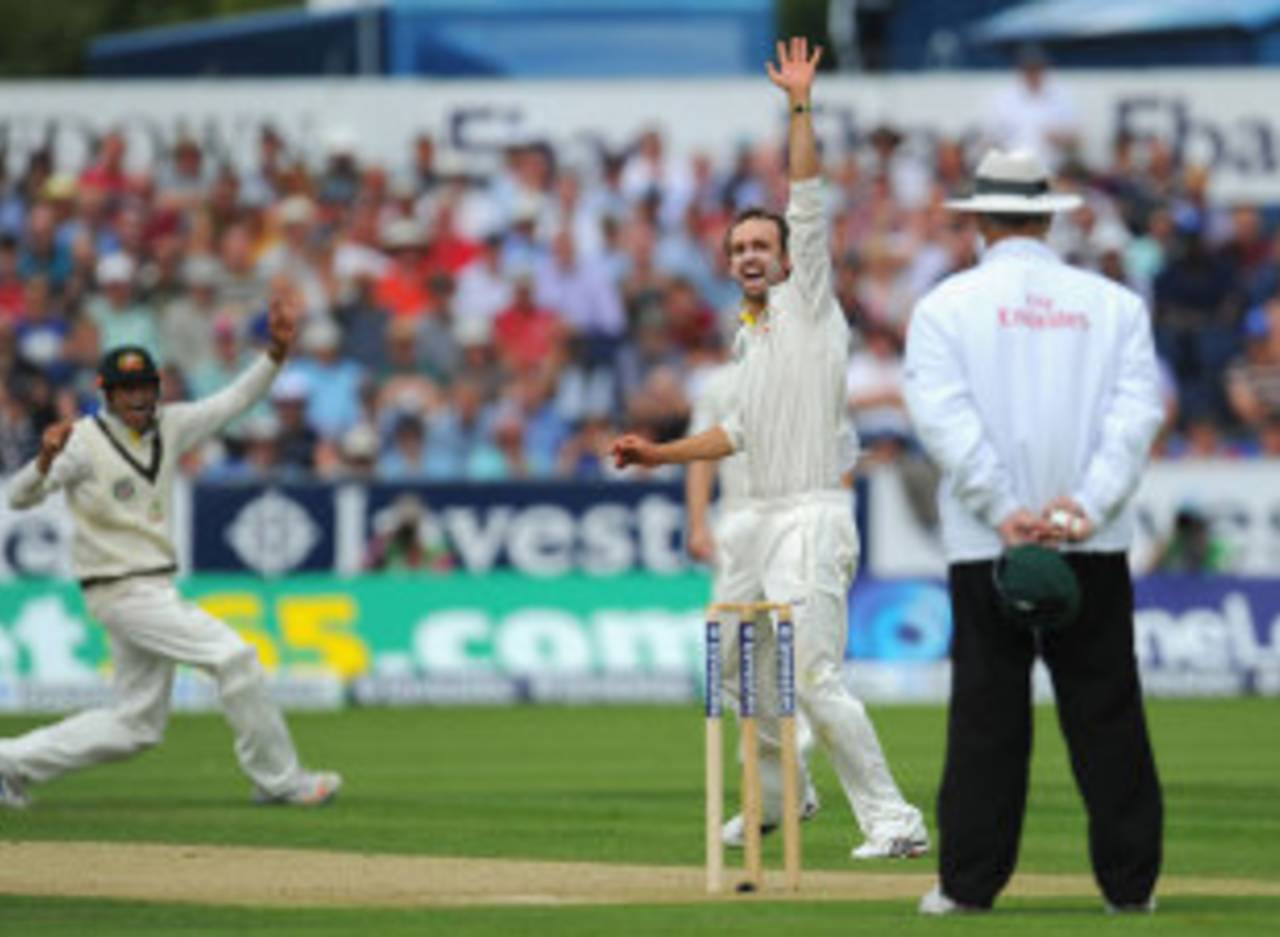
[416,495,686,576]
[1135,592,1280,689]
[226,490,321,575]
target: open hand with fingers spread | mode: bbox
[767,36,823,103]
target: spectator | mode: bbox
[453,233,513,328]
[846,324,912,465]
[364,494,455,572]
[985,44,1080,167]
[78,129,132,200]
[1154,212,1243,422]
[14,276,69,383]
[378,412,431,480]
[216,223,269,317]
[258,195,328,319]
[375,217,433,318]
[156,137,211,208]
[159,255,223,375]
[18,204,72,290]
[333,268,392,372]
[376,317,439,418]
[269,371,320,472]
[493,272,561,371]
[0,234,24,319]
[288,317,363,440]
[1226,302,1280,428]
[426,377,504,479]
[334,422,379,480]
[86,254,160,358]
[1153,506,1230,574]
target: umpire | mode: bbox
[904,150,1164,914]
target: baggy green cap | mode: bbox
[994,544,1081,633]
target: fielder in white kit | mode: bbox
[0,296,341,809]
[616,37,927,859]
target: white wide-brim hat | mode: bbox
[944,149,1083,215]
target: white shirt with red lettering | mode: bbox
[904,237,1162,562]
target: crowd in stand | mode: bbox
[3,68,1280,484]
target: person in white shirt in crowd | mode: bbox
[905,149,1163,915]
[452,231,513,332]
[257,195,329,320]
[0,294,341,809]
[613,37,928,862]
[985,44,1080,169]
[620,128,695,230]
[846,322,913,465]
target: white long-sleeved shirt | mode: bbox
[693,360,859,510]
[903,237,1163,562]
[720,178,853,500]
[7,355,281,582]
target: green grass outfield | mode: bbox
[0,696,1277,933]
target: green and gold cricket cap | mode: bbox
[994,544,1081,632]
[97,345,160,390]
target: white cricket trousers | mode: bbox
[0,575,303,796]
[712,503,816,820]
[715,491,924,842]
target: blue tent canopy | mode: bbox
[88,0,773,78]
[971,0,1280,43]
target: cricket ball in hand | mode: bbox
[1049,509,1084,537]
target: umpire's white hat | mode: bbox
[945,149,1082,215]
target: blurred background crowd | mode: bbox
[3,54,1280,485]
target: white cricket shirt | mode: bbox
[8,355,281,582]
[904,237,1163,562]
[720,178,854,500]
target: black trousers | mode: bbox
[938,552,1163,908]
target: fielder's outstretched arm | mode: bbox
[167,295,300,452]
[612,426,735,470]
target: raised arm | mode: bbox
[769,38,831,311]
[768,37,822,183]
[166,295,299,452]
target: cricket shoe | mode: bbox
[0,774,29,810]
[851,830,930,860]
[254,770,343,807]
[722,786,820,848]
[918,884,985,915]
